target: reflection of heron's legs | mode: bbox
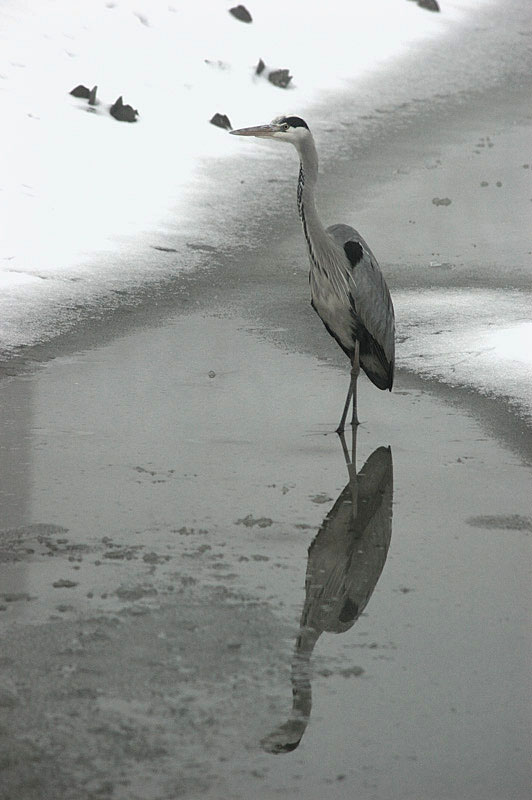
[338,425,358,473]
[339,429,359,517]
[336,342,360,434]
[350,422,358,474]
[339,430,350,466]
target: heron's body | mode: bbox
[231,115,395,430]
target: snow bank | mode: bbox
[1,0,481,351]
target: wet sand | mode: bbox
[1,79,532,800]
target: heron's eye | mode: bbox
[281,122,289,131]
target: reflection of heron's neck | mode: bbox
[295,624,321,662]
[291,625,321,720]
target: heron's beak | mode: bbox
[230,123,279,138]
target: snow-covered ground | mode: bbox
[1,0,530,421]
[0,0,480,328]
[396,290,532,421]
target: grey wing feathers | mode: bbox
[327,224,395,390]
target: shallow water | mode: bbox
[1,313,530,799]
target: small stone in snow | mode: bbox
[432,197,452,206]
[52,579,78,588]
[229,5,252,23]
[208,370,216,378]
[268,69,292,89]
[110,96,139,122]
[70,84,91,99]
[210,113,232,130]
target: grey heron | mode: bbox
[230,115,395,432]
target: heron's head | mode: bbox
[230,115,311,150]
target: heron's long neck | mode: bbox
[296,137,329,264]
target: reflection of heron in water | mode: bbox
[262,431,393,754]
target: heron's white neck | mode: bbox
[295,135,329,262]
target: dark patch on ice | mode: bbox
[0,523,71,563]
[310,493,333,504]
[115,585,158,601]
[235,515,273,528]
[338,665,365,677]
[432,197,452,206]
[0,592,34,603]
[103,546,143,560]
[466,514,532,532]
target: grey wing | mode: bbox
[327,223,395,391]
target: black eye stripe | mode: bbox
[279,116,309,130]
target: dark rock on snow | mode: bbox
[255,59,292,88]
[409,0,440,11]
[268,69,292,89]
[110,96,139,122]
[210,113,232,130]
[229,5,253,23]
[70,84,91,99]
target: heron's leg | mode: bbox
[336,383,353,435]
[336,342,360,433]
[350,341,361,428]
